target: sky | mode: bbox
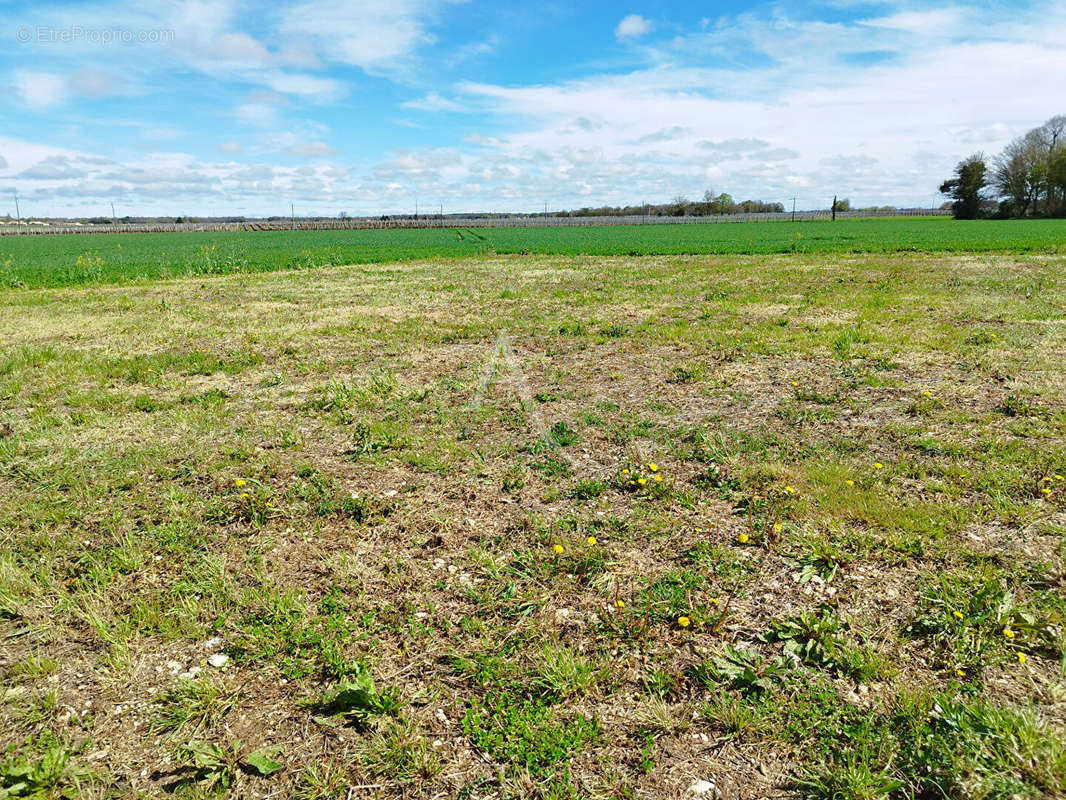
[0,0,1063,218]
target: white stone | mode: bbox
[690,780,715,795]
[207,653,229,668]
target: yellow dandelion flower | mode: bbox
[677,616,691,628]
[1002,627,1015,639]
[772,523,782,532]
[709,598,719,605]
[791,381,798,387]
[637,477,647,485]
[845,479,855,486]
[235,479,246,487]
[1041,488,1052,495]
[628,480,636,486]
[621,468,629,475]
[784,485,796,495]
[614,599,625,609]
[738,532,750,544]
[952,610,964,619]
[553,544,564,555]
[587,536,597,546]
[239,492,249,499]
[648,463,658,472]
[654,475,662,482]
[955,669,965,677]
[1042,476,1052,483]
[1017,652,1027,664]
[922,391,932,397]
[1056,474,1064,481]
[873,463,883,470]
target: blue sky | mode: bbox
[1,0,1063,217]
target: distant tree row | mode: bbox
[559,191,785,218]
[941,114,1066,219]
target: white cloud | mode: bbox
[284,141,338,158]
[403,92,463,112]
[219,141,245,155]
[13,71,67,109]
[615,14,652,41]
[280,0,452,73]
[262,72,344,102]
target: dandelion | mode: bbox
[1042,477,1052,483]
[1056,474,1065,481]
[240,492,249,499]
[772,523,782,532]
[709,598,719,605]
[873,463,883,470]
[784,486,796,495]
[955,669,965,677]
[637,477,647,485]
[587,536,597,546]
[791,381,798,387]
[648,463,658,472]
[845,479,855,486]
[1041,488,1052,496]
[677,616,691,628]
[235,479,246,487]
[952,610,964,619]
[614,599,625,609]
[922,391,932,397]
[1017,652,1027,664]
[1002,627,1015,639]
[654,475,662,482]
[553,544,564,555]
[738,532,750,544]
[622,469,629,475]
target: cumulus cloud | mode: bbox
[615,14,652,41]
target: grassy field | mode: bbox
[1,216,1066,288]
[1,248,1066,798]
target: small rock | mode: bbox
[165,660,182,673]
[690,780,715,795]
[204,637,223,649]
[207,654,230,668]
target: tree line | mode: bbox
[558,192,786,218]
[940,114,1066,219]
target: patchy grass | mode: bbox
[1,251,1065,797]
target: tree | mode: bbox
[993,131,1045,217]
[939,153,987,219]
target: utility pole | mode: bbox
[291,203,295,230]
[414,199,418,220]
[791,197,796,223]
[111,202,117,225]
[14,195,20,224]
[831,195,837,222]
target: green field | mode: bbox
[2,242,1065,797]
[2,216,1066,288]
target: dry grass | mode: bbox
[1,252,1065,799]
